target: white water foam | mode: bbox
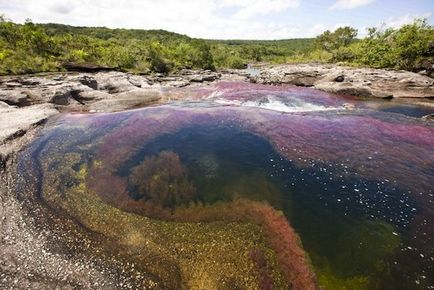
[214,97,340,113]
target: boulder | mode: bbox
[315,82,374,97]
[50,86,78,105]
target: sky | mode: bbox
[1,0,433,40]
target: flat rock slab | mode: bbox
[252,64,434,99]
[0,104,58,144]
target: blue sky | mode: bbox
[1,0,433,39]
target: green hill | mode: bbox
[0,17,315,75]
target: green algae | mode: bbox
[292,208,401,290]
[42,162,287,289]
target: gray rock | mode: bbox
[77,75,98,90]
[94,72,139,93]
[50,86,78,105]
[89,89,162,112]
[0,101,10,108]
[252,64,434,99]
[76,90,111,103]
[334,75,345,82]
[315,82,373,97]
[0,104,58,144]
[164,81,190,88]
[189,72,220,83]
[127,75,152,88]
[0,91,29,106]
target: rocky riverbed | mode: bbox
[1,64,434,152]
[1,64,434,289]
[251,63,434,99]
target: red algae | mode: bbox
[18,82,434,289]
[171,199,318,290]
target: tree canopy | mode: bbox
[0,15,433,75]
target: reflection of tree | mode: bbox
[129,151,196,208]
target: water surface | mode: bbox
[18,82,434,289]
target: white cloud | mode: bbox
[329,0,374,10]
[0,0,306,39]
[380,12,433,30]
[226,0,301,19]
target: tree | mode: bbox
[391,19,434,70]
[316,26,358,52]
[147,41,172,73]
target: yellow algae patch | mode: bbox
[45,163,287,289]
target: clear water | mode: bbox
[17,82,434,289]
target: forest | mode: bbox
[0,15,433,75]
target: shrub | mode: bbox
[226,54,247,69]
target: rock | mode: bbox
[127,75,152,88]
[342,103,355,110]
[164,81,190,88]
[76,75,98,90]
[422,113,434,121]
[76,90,111,103]
[0,101,11,108]
[89,89,162,112]
[94,72,139,93]
[189,71,220,83]
[0,91,30,106]
[334,75,345,82]
[50,86,80,105]
[5,82,22,88]
[252,64,434,99]
[315,82,373,97]
[157,76,180,82]
[0,104,58,144]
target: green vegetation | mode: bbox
[303,19,434,70]
[209,38,314,68]
[0,14,433,75]
[0,15,315,74]
[0,16,216,74]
